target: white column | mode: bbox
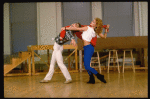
[37,2,62,54]
[92,2,102,38]
[138,2,143,36]
[37,2,41,54]
[92,2,102,20]
[140,2,148,36]
[4,3,11,55]
[138,2,148,36]
[56,2,62,35]
[133,2,140,36]
[133,2,148,36]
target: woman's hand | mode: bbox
[106,24,110,33]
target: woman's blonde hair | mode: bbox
[94,17,103,35]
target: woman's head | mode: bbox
[90,17,103,35]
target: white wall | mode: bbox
[4,3,11,55]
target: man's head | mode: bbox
[71,23,81,28]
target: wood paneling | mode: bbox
[77,36,148,50]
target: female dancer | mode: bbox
[40,23,81,84]
[62,18,109,84]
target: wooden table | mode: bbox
[77,36,148,72]
[27,44,78,75]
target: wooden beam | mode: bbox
[28,44,76,50]
[64,49,76,61]
[47,49,50,65]
[63,44,77,49]
[75,47,78,70]
[31,51,35,74]
[28,55,31,76]
[28,45,53,51]
[144,48,148,71]
[100,55,109,59]
[4,73,31,77]
[68,49,71,70]
[33,52,49,67]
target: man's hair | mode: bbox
[72,22,82,34]
[76,22,81,27]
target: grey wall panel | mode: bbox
[10,3,37,53]
[62,2,92,26]
[102,2,134,37]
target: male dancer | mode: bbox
[40,23,81,84]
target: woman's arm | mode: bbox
[62,26,88,31]
[99,28,108,39]
[99,24,110,39]
[99,32,107,39]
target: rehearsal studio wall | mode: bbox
[4,2,148,55]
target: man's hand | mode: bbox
[70,39,77,47]
[59,37,63,40]
[61,27,65,31]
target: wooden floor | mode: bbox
[4,70,148,98]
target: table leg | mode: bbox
[144,48,148,71]
[32,51,35,75]
[75,48,78,71]
[79,50,82,72]
[47,49,50,65]
[68,49,71,70]
[28,55,31,76]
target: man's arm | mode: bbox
[60,25,71,40]
[70,39,77,47]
